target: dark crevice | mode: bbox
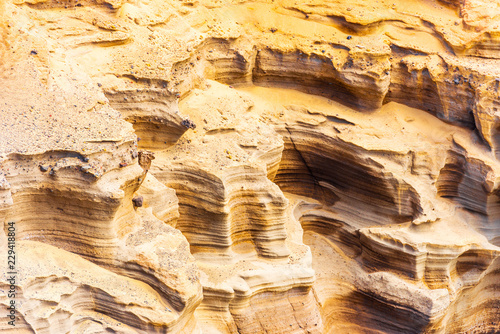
[284,124,339,206]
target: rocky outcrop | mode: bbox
[2,0,500,333]
[253,49,391,110]
[0,13,201,332]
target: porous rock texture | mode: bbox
[1,0,500,333]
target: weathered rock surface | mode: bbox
[1,0,500,333]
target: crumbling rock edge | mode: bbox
[1,1,500,333]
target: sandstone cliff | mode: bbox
[1,0,500,333]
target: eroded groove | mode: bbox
[2,1,500,333]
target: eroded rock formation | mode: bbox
[1,0,500,333]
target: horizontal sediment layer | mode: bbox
[3,0,500,333]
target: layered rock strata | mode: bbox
[1,0,500,333]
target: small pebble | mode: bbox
[132,196,143,207]
[181,118,196,129]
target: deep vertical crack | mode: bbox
[284,124,336,205]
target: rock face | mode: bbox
[1,0,500,333]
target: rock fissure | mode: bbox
[2,0,500,333]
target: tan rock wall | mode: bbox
[1,0,500,333]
